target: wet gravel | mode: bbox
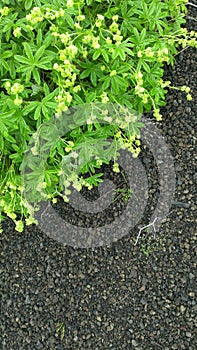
[0,7,196,350]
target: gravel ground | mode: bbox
[0,7,196,350]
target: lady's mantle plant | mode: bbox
[0,0,196,232]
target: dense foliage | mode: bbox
[0,0,196,232]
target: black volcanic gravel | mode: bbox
[0,6,196,350]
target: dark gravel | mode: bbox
[0,7,196,350]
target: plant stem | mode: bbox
[186,2,197,8]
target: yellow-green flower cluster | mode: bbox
[134,72,149,104]
[86,114,97,125]
[180,86,192,101]
[113,34,123,46]
[109,15,120,33]
[138,47,154,58]
[52,30,78,60]
[55,92,73,113]
[13,27,22,38]
[53,59,77,85]
[159,79,171,88]
[92,36,100,49]
[95,14,105,28]
[100,92,109,104]
[4,81,24,106]
[0,6,9,17]
[67,0,74,8]
[65,140,74,152]
[144,46,154,58]
[45,7,65,20]
[153,108,162,121]
[157,48,169,63]
[26,7,44,24]
[114,131,141,158]
[113,162,120,173]
[26,6,65,25]
[0,181,38,232]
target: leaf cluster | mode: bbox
[0,0,196,231]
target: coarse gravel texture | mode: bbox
[0,6,197,350]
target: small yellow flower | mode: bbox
[112,15,119,21]
[73,85,81,93]
[106,37,112,45]
[101,92,109,103]
[15,220,24,233]
[144,47,154,58]
[97,14,104,21]
[77,14,85,21]
[186,94,192,101]
[13,27,22,38]
[14,97,23,106]
[110,70,116,76]
[113,162,120,173]
[67,0,74,8]
[0,6,9,16]
[11,83,24,94]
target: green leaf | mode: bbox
[80,70,90,79]
[23,102,39,116]
[2,51,13,59]
[133,27,140,42]
[142,2,148,16]
[36,29,43,47]
[14,55,31,65]
[41,105,49,119]
[73,94,84,104]
[25,70,32,83]
[25,0,32,10]
[102,76,110,90]
[34,105,42,120]
[35,45,46,62]
[93,50,101,60]
[5,133,17,144]
[0,110,15,119]
[111,76,119,94]
[115,75,127,88]
[33,68,40,84]
[23,42,34,62]
[90,71,97,86]
[0,121,8,134]
[140,28,147,41]
[0,134,4,150]
[102,50,109,63]
[142,61,151,73]
[64,13,74,29]
[86,92,96,103]
[36,56,53,69]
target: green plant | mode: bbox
[56,322,65,340]
[0,0,196,232]
[112,187,133,203]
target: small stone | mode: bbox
[36,340,44,349]
[107,323,114,331]
[130,268,137,278]
[139,285,146,292]
[132,339,138,347]
[180,305,186,312]
[186,332,192,338]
